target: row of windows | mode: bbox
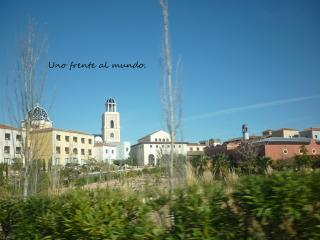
[105,149,115,154]
[56,147,92,155]
[3,133,22,141]
[282,148,317,155]
[149,144,182,149]
[189,147,201,151]
[56,135,92,144]
[3,146,21,154]
[154,138,170,142]
[147,144,201,151]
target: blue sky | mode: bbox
[0,0,319,143]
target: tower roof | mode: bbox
[106,97,116,104]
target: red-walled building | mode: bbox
[253,137,320,160]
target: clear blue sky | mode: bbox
[0,0,319,143]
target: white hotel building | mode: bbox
[130,130,206,166]
[0,124,24,164]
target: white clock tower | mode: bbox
[102,97,120,143]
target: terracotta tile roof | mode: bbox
[253,137,319,144]
[302,128,320,131]
[0,123,20,131]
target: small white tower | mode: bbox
[102,98,121,143]
[242,124,249,140]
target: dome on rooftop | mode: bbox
[95,136,103,143]
[28,105,50,122]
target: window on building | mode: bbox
[155,138,158,142]
[73,148,78,154]
[54,158,60,165]
[65,147,69,154]
[110,120,114,128]
[112,150,114,154]
[65,136,69,142]
[312,149,317,154]
[110,133,114,138]
[156,145,158,148]
[179,145,181,148]
[148,154,155,166]
[126,147,129,152]
[56,147,61,154]
[315,135,318,139]
[105,149,108,154]
[166,138,169,142]
[283,149,288,155]
[81,138,85,144]
[5,133,11,140]
[88,139,92,144]
[16,134,22,141]
[73,137,77,143]
[73,158,79,164]
[197,147,200,151]
[162,138,165,142]
[150,145,152,148]
[190,147,193,151]
[56,135,61,141]
[4,146,10,154]
[81,149,85,155]
[4,158,10,164]
[15,147,21,154]
[88,149,92,155]
[167,145,170,148]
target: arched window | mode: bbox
[110,133,114,138]
[110,120,114,128]
[148,154,155,166]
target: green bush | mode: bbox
[1,170,320,239]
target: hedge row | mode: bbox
[1,170,320,239]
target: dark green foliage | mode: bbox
[1,170,320,239]
[170,170,320,239]
[0,190,163,239]
[190,155,210,177]
[232,170,320,239]
[113,157,137,166]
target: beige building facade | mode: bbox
[269,128,299,138]
[32,128,94,165]
[102,98,120,143]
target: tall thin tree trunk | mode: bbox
[160,0,175,194]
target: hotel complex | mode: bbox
[1,98,319,166]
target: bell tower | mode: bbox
[102,97,120,143]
